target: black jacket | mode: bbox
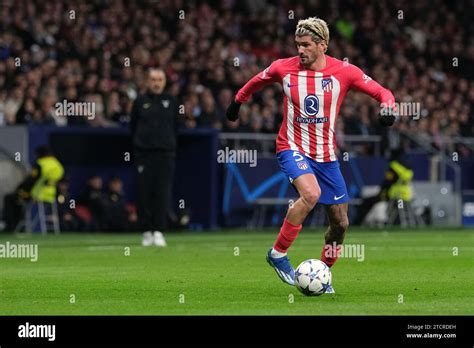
[130,92,179,152]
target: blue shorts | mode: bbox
[277,150,349,205]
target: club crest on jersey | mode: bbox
[322,78,333,92]
[297,161,309,170]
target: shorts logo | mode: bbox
[297,162,309,170]
[322,78,333,92]
[304,94,319,116]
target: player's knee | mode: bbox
[301,188,320,209]
[327,218,348,244]
[332,217,349,233]
[341,218,349,232]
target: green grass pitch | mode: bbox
[0,228,473,315]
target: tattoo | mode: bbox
[324,203,349,244]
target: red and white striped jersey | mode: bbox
[235,55,396,162]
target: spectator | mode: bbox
[56,178,83,232]
[79,175,107,232]
[15,97,37,124]
[104,176,131,232]
[2,145,64,232]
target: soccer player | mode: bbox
[226,17,396,292]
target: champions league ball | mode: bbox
[294,259,332,296]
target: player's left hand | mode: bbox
[226,98,242,122]
[379,107,397,127]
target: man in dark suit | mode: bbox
[131,68,179,246]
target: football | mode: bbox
[295,259,332,296]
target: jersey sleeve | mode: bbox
[235,60,281,103]
[347,64,396,109]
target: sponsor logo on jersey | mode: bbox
[304,94,319,116]
[296,116,328,124]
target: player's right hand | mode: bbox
[226,98,241,122]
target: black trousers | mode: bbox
[135,150,175,232]
[3,192,23,232]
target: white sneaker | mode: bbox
[325,284,336,294]
[142,231,154,246]
[153,231,167,247]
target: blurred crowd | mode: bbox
[57,175,137,232]
[57,174,188,232]
[1,0,473,156]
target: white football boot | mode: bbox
[325,284,336,294]
[153,231,167,247]
[142,231,154,246]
